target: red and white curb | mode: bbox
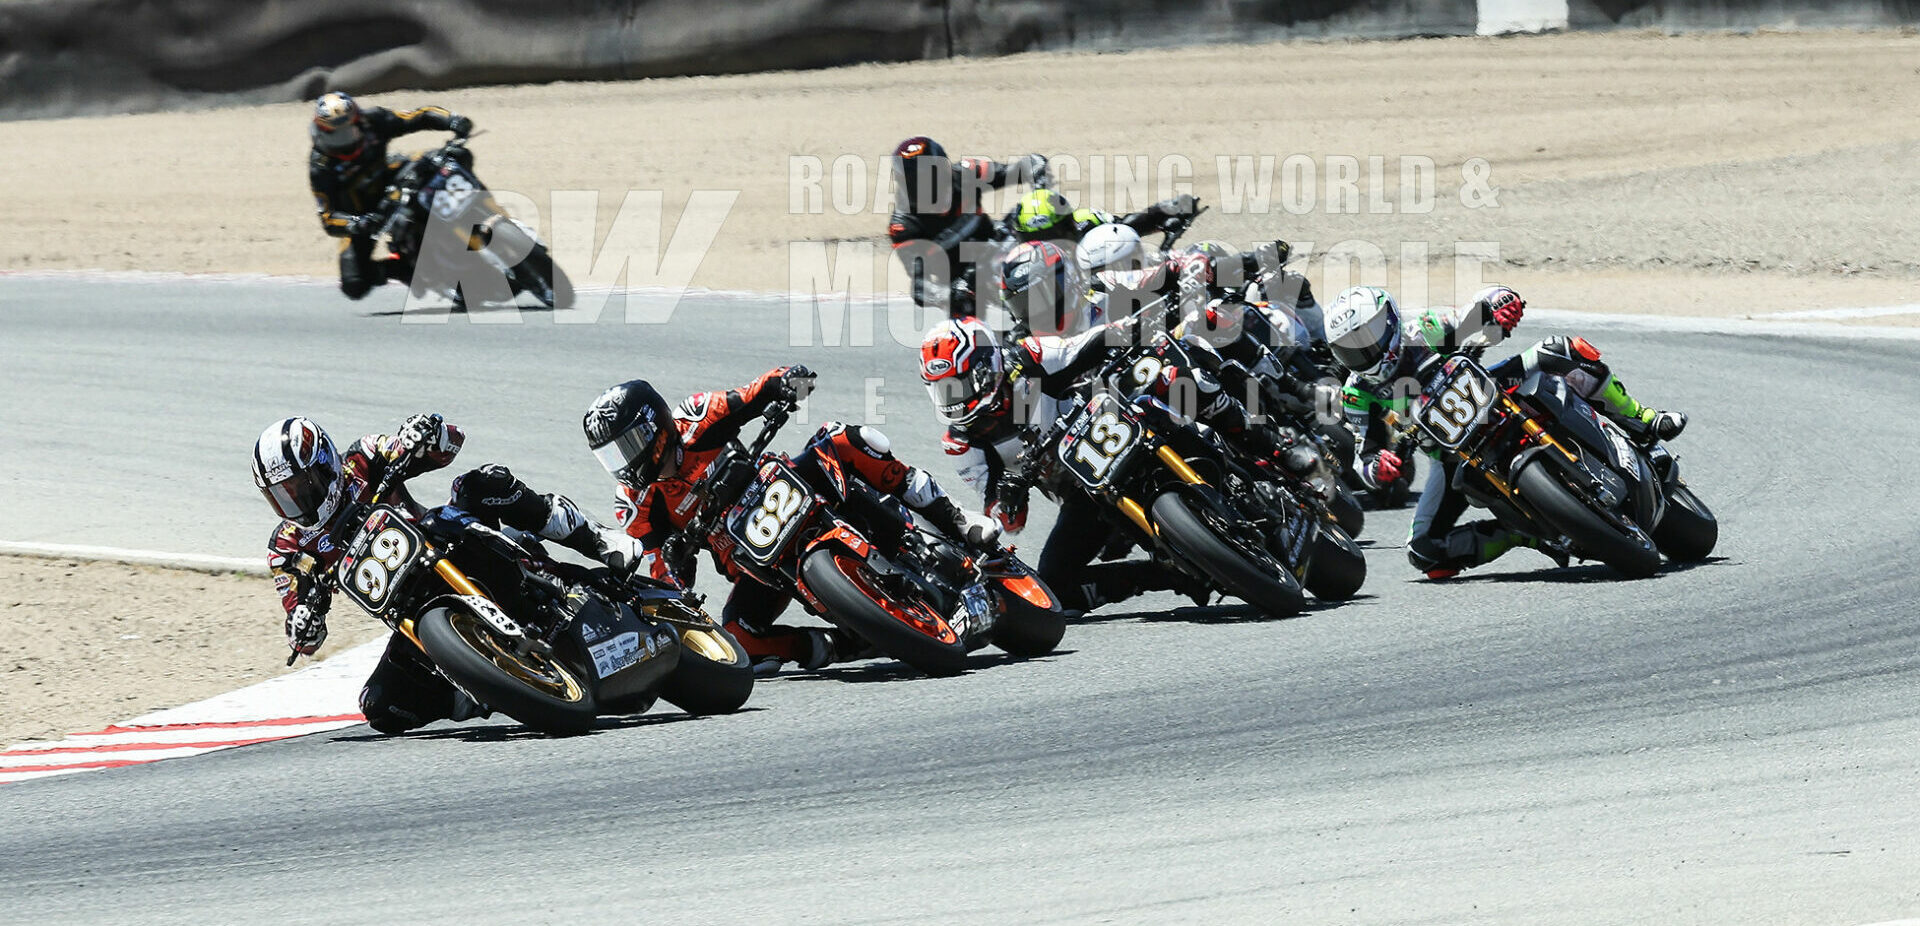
[0,637,384,785]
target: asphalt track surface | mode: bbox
[3,278,1917,924]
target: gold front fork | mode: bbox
[399,557,490,651]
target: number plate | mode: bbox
[1058,393,1144,489]
[427,171,478,221]
[1416,357,1498,450]
[725,461,817,565]
[337,506,425,616]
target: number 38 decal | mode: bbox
[743,477,807,551]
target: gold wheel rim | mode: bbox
[680,628,737,663]
[447,611,587,703]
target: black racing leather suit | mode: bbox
[308,105,467,299]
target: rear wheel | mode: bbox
[1150,491,1305,617]
[657,625,754,715]
[1515,462,1661,579]
[800,548,968,676]
[989,572,1066,658]
[1653,484,1717,562]
[1303,523,1368,601]
[415,606,597,735]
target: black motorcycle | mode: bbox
[305,459,751,734]
[373,137,573,311]
[1394,350,1717,577]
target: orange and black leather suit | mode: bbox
[614,367,977,664]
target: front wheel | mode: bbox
[509,242,575,311]
[1150,492,1305,617]
[1303,522,1368,601]
[657,625,754,716]
[1515,462,1662,579]
[989,571,1066,658]
[1653,484,1717,562]
[800,548,969,676]
[415,606,598,735]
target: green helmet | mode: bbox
[1013,189,1074,239]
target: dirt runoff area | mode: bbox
[0,557,380,745]
[4,29,1919,315]
[5,29,1919,741]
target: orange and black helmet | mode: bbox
[892,136,951,214]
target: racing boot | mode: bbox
[1595,374,1686,444]
[1084,562,1210,609]
[537,494,639,572]
[1408,521,1542,580]
[909,485,1002,554]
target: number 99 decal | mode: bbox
[349,527,415,611]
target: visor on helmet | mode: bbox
[1329,322,1399,377]
[311,120,365,158]
[261,457,340,528]
[592,419,668,485]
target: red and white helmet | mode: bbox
[310,91,366,159]
[919,317,1007,424]
[252,417,344,529]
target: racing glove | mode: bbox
[344,213,380,239]
[287,604,328,656]
[776,364,817,403]
[1364,450,1403,487]
[1015,153,1048,184]
[448,114,474,138]
[399,413,454,457]
[989,474,1030,533]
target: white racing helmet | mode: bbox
[1323,286,1404,378]
[1077,223,1144,274]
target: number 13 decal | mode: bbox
[1073,412,1136,481]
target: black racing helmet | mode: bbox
[892,136,951,214]
[583,380,678,488]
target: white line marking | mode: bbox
[0,541,263,574]
[1764,303,1920,320]
[7,267,1920,339]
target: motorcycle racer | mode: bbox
[1006,187,1199,245]
[1324,284,1688,578]
[307,91,475,301]
[252,413,632,733]
[888,136,1047,317]
[583,366,1002,675]
[921,316,1263,611]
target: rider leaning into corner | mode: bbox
[921,303,1317,612]
[581,366,1003,676]
[887,136,1047,319]
[307,91,475,302]
[252,414,634,734]
[1324,284,1689,579]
